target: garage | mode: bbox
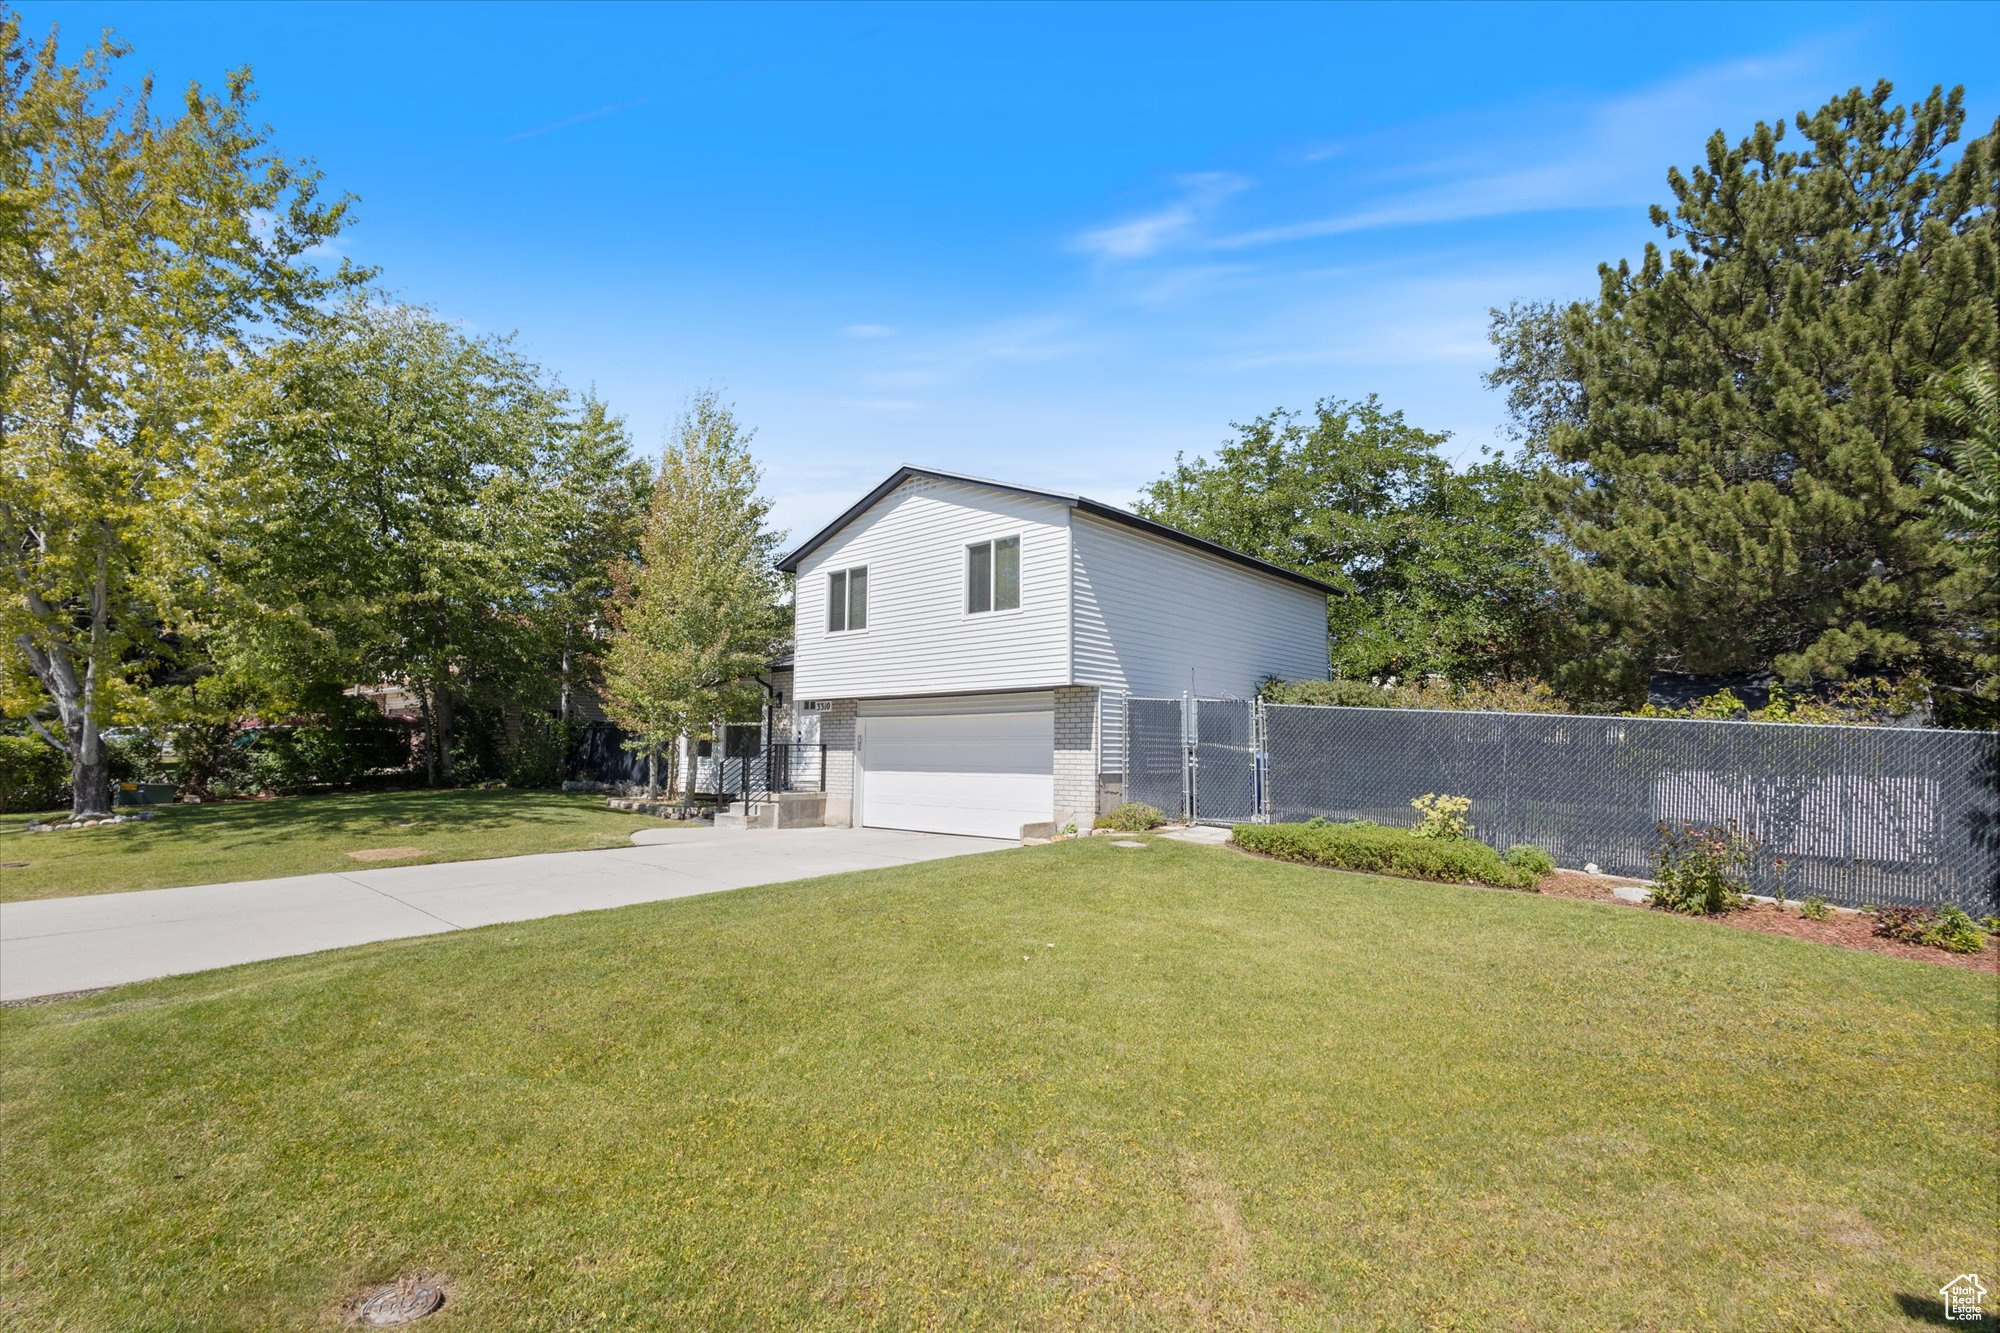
[857,693,1054,839]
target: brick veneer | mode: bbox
[1053,685,1098,831]
[817,699,858,827]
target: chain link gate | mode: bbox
[1192,698,1259,825]
[1123,695,1267,826]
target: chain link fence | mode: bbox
[1125,696,1193,820]
[1263,704,2000,911]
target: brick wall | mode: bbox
[1054,685,1098,831]
[817,699,858,826]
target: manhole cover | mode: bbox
[351,1278,446,1326]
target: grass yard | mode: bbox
[0,789,683,902]
[2,837,1993,1331]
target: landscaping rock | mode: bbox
[1611,885,1650,905]
[23,811,155,833]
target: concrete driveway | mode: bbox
[0,826,1008,1002]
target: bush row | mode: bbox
[1232,819,1539,890]
[0,735,69,813]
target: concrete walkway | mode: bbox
[0,827,1007,1002]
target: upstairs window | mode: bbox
[966,536,1020,614]
[827,566,868,632]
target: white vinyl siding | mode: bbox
[792,477,1071,700]
[1069,511,1329,774]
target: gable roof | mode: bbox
[774,466,1338,596]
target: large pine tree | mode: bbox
[1492,84,1998,722]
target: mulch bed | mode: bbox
[1538,871,2000,974]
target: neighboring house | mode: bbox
[771,466,1333,839]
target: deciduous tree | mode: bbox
[1138,397,1554,682]
[0,16,363,814]
[602,391,784,795]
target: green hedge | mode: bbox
[0,735,69,814]
[1232,820,1538,890]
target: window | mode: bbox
[966,536,1020,614]
[827,566,868,632]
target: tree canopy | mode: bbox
[601,391,786,796]
[0,15,364,813]
[1490,82,1998,721]
[228,297,651,784]
[1137,397,1554,682]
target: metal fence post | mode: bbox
[1255,699,1268,823]
[1182,692,1196,823]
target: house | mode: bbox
[759,466,1334,839]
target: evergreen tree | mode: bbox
[1490,83,1997,721]
[1930,362,1999,550]
[601,391,784,795]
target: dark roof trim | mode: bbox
[774,466,1338,596]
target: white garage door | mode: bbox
[858,695,1054,839]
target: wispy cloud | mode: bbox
[504,97,651,144]
[833,314,1091,411]
[1073,172,1249,261]
[841,324,896,339]
[1210,48,1830,250]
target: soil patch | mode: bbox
[1538,871,1998,973]
[345,847,428,863]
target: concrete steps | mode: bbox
[713,792,827,830]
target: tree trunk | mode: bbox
[418,687,438,787]
[10,558,115,818]
[434,685,456,786]
[69,727,113,818]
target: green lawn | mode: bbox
[2,838,1992,1331]
[0,789,682,902]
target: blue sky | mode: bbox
[29,1,1998,542]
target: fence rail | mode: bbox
[1126,695,1999,911]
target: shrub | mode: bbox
[0,735,68,814]
[1410,792,1473,840]
[1259,678,1399,708]
[1873,904,1990,954]
[1503,844,1555,877]
[1095,802,1166,832]
[1258,676,1569,714]
[1798,896,1833,922]
[502,712,571,789]
[1650,820,1753,915]
[1232,820,1536,890]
